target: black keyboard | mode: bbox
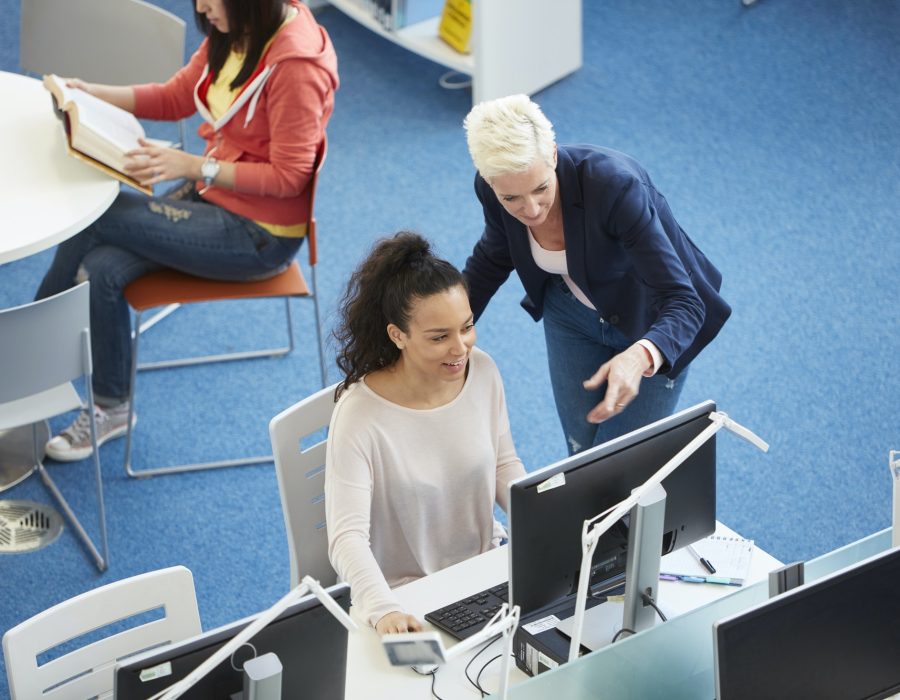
[425,583,510,640]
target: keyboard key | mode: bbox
[424,581,511,640]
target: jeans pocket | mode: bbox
[244,222,277,254]
[603,320,633,352]
[244,223,301,270]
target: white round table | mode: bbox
[0,71,118,262]
[0,71,119,489]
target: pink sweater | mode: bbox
[132,2,339,227]
[326,347,526,627]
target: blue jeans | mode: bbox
[35,185,302,404]
[542,276,688,455]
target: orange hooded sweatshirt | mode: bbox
[132,1,339,229]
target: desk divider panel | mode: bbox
[508,528,891,699]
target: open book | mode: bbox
[43,73,153,195]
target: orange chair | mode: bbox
[122,138,328,478]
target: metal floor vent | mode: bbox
[0,500,64,553]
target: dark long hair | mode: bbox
[334,232,467,398]
[195,0,287,90]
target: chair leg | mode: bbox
[125,309,274,478]
[35,389,109,571]
[38,469,109,572]
[138,302,181,335]
[123,311,142,478]
[136,298,294,371]
[311,266,327,388]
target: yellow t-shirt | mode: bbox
[205,9,307,239]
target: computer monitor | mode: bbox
[713,546,900,700]
[508,400,717,616]
[114,582,350,699]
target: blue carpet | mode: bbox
[1,1,899,695]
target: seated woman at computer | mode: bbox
[325,232,526,635]
[35,0,339,461]
[461,94,731,455]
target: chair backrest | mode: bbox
[2,565,201,700]
[269,383,340,589]
[305,134,328,268]
[20,0,185,85]
[0,282,91,405]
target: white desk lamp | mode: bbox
[568,410,769,662]
[382,603,521,699]
[149,576,358,700]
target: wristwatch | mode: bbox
[200,155,220,190]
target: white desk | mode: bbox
[0,71,118,490]
[0,71,118,264]
[345,521,782,699]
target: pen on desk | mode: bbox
[687,544,716,573]
[660,573,743,586]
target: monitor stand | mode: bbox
[229,652,283,700]
[555,484,667,651]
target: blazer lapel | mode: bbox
[557,147,591,300]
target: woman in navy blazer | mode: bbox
[462,95,731,454]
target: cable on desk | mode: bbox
[464,634,499,696]
[640,591,668,622]
[611,627,636,643]
[412,665,444,700]
[475,653,515,695]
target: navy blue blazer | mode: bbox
[462,144,731,378]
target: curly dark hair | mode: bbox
[334,232,466,398]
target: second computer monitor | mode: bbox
[508,400,717,615]
[714,545,900,700]
[114,582,351,699]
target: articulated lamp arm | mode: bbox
[150,576,358,700]
[568,411,768,662]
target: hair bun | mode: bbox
[385,231,430,272]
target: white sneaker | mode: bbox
[45,404,136,462]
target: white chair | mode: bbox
[19,0,188,147]
[269,383,340,589]
[2,565,201,700]
[20,0,189,335]
[0,282,109,571]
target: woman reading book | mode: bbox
[35,0,339,461]
[326,232,526,634]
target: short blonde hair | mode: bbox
[463,94,556,180]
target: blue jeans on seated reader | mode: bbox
[35,185,301,405]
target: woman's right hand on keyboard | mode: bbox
[377,611,424,635]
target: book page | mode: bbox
[68,88,146,153]
[44,73,145,157]
[43,74,152,195]
[45,73,75,108]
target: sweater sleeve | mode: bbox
[606,175,706,370]
[231,58,332,198]
[325,399,404,629]
[132,44,207,121]
[488,358,526,514]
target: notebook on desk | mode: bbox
[662,534,753,584]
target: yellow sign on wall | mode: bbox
[438,0,472,54]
